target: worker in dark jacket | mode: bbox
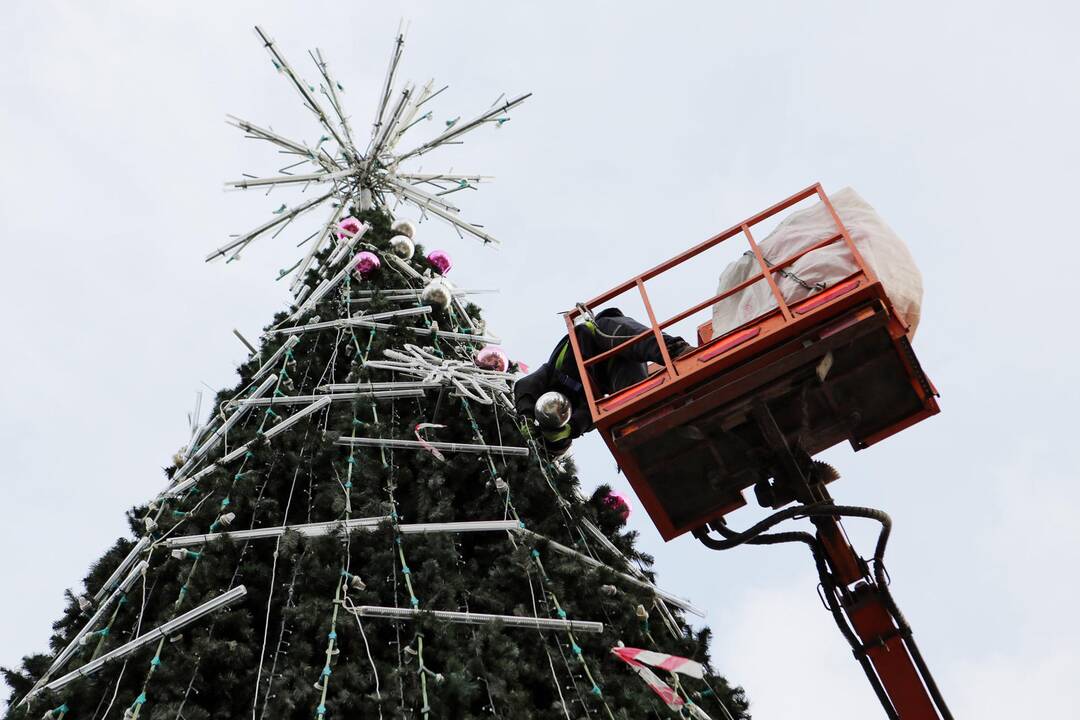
[514,308,692,454]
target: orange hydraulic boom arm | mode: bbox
[693,404,952,720]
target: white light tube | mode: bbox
[91,537,150,604]
[521,531,704,617]
[351,288,493,299]
[351,606,603,633]
[188,375,277,464]
[155,462,220,501]
[230,389,424,407]
[251,336,301,383]
[42,585,247,693]
[317,381,441,393]
[163,518,520,549]
[46,561,147,677]
[262,396,331,441]
[325,222,369,267]
[336,436,530,456]
[292,245,372,319]
[218,396,332,464]
[360,306,432,321]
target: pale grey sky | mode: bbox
[2,2,1078,717]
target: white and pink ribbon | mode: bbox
[414,423,447,461]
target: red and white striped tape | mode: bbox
[612,646,704,679]
[612,646,714,718]
[614,652,685,710]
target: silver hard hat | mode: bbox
[535,391,572,431]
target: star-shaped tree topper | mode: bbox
[208,24,529,297]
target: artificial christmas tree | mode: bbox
[2,26,749,720]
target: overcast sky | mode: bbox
[2,1,1078,717]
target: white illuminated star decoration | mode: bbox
[208,24,529,296]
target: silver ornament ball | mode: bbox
[391,218,416,239]
[389,234,415,260]
[421,279,453,309]
[535,391,572,431]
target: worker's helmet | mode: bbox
[535,391,572,431]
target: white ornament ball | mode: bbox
[389,234,415,260]
[421,278,453,310]
[391,219,416,239]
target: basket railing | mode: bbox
[564,183,878,420]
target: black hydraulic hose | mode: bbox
[698,504,954,720]
[882,583,955,720]
[691,502,832,551]
[714,524,818,549]
[807,535,901,720]
[706,520,900,720]
[796,506,954,720]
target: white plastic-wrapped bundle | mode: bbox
[711,187,923,339]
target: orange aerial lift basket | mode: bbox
[564,183,940,541]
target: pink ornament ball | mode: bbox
[353,251,381,277]
[337,216,363,241]
[427,249,453,275]
[602,489,632,521]
[475,345,509,373]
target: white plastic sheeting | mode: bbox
[711,187,923,339]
